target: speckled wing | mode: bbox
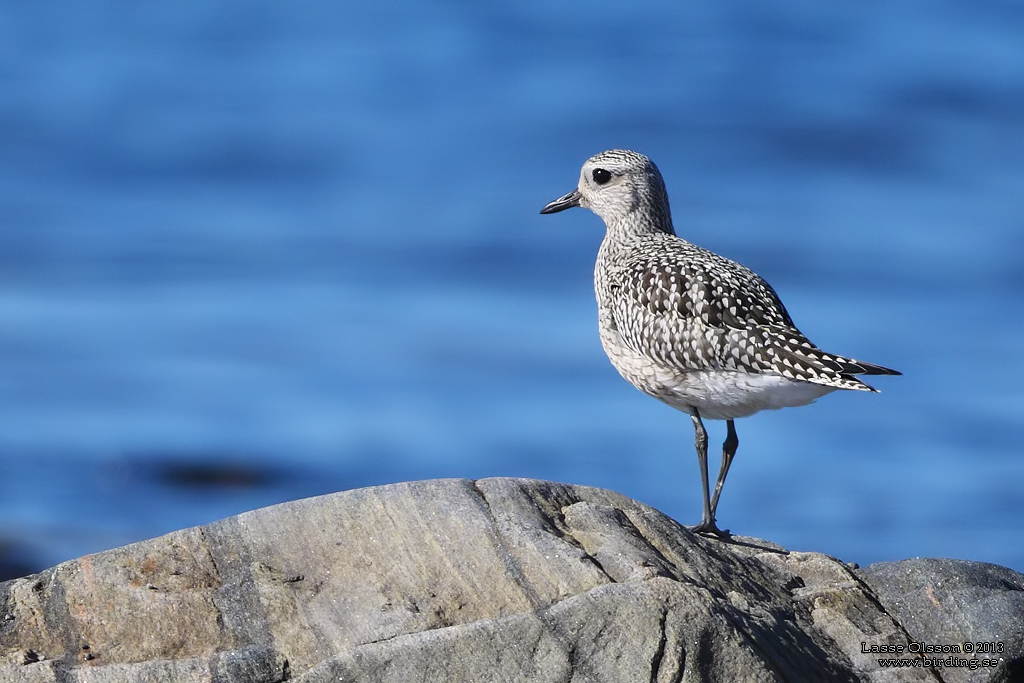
[610,240,900,391]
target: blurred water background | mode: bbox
[1,1,1023,580]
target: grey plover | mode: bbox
[541,149,899,536]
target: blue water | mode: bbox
[1,1,1023,578]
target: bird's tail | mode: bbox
[819,355,900,392]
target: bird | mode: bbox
[540,149,899,537]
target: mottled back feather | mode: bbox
[602,231,897,391]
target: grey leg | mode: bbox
[710,419,738,517]
[690,410,728,537]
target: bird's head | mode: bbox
[541,149,673,234]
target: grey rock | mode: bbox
[0,478,1014,682]
[859,558,1024,683]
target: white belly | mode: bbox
[600,325,836,420]
[652,368,835,420]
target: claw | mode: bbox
[691,520,731,538]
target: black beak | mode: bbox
[540,189,582,214]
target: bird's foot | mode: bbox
[690,520,731,538]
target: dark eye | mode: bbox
[592,168,612,185]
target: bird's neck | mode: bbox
[604,202,676,243]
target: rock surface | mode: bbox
[859,559,1024,683]
[0,478,1019,682]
